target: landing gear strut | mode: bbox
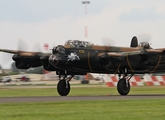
[117,74,133,95]
[57,75,74,96]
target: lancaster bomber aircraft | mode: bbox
[1,36,165,96]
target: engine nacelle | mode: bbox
[40,55,57,71]
[100,54,121,70]
[15,61,31,69]
[43,63,57,71]
[12,54,42,69]
[13,55,31,69]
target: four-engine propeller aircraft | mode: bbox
[1,36,165,96]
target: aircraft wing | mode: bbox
[146,49,164,53]
[0,49,51,56]
[98,49,164,58]
[97,49,165,70]
[98,50,144,57]
[0,48,52,70]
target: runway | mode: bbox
[0,94,165,103]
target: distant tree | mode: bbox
[0,64,4,73]
[11,62,19,73]
[27,66,43,74]
[10,62,43,74]
[0,64,2,70]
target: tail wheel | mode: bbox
[57,80,70,96]
[117,78,130,95]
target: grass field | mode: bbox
[0,85,165,97]
[0,85,165,120]
[0,99,165,120]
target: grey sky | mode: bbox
[0,0,109,22]
[1,0,165,68]
[120,7,164,22]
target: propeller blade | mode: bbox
[18,39,29,51]
[101,37,115,46]
[31,42,41,52]
[130,36,138,47]
[1,39,29,66]
[138,33,151,43]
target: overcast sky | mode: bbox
[1,0,165,68]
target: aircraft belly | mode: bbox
[69,61,100,72]
[68,60,120,74]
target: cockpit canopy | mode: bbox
[64,40,93,48]
[139,42,152,49]
[52,46,65,54]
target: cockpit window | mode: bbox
[64,40,93,48]
[52,47,57,54]
[56,46,65,54]
[52,46,65,54]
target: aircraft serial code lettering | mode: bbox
[79,50,85,53]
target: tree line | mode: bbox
[0,62,44,75]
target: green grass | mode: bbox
[0,86,165,97]
[0,99,165,120]
[0,86,165,120]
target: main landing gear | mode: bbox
[57,75,73,96]
[117,74,133,95]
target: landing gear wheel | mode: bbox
[117,78,130,95]
[57,80,70,96]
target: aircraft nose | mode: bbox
[49,54,68,68]
[49,54,60,66]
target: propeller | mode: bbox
[18,39,42,54]
[138,34,151,43]
[31,42,42,52]
[18,39,30,52]
[0,39,29,68]
[1,39,42,66]
[101,37,115,46]
[1,39,28,66]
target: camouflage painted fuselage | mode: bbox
[49,44,165,74]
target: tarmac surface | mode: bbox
[0,94,165,103]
